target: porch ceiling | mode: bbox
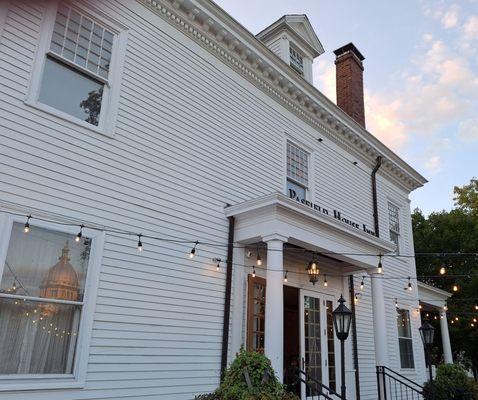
[225,193,395,271]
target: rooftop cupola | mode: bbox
[256,15,324,84]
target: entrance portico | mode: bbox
[225,193,395,396]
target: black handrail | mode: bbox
[376,366,424,400]
[299,369,345,400]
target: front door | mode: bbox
[300,291,338,399]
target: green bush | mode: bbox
[195,349,300,400]
[423,364,477,400]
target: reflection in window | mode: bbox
[0,223,91,374]
[38,57,104,126]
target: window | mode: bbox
[397,309,414,369]
[27,2,126,135]
[247,275,266,352]
[0,217,103,389]
[286,141,309,201]
[388,202,400,253]
[289,46,304,76]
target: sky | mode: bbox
[214,0,478,215]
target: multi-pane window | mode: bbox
[37,4,115,126]
[286,141,309,201]
[289,46,304,76]
[0,223,91,374]
[304,296,322,396]
[397,309,414,369]
[247,275,266,353]
[388,202,400,253]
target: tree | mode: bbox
[454,178,478,216]
[412,194,478,379]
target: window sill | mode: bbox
[0,374,85,392]
[24,99,114,138]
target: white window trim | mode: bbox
[387,200,402,254]
[284,136,314,201]
[395,307,416,371]
[0,213,104,391]
[25,0,128,138]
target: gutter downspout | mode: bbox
[220,216,235,379]
[371,156,382,237]
[349,276,361,400]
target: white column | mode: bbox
[230,246,245,362]
[263,234,287,382]
[440,311,453,364]
[370,273,389,366]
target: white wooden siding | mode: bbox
[0,0,425,399]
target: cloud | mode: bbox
[425,155,442,173]
[463,15,478,40]
[441,6,459,28]
[457,119,478,142]
[313,59,336,101]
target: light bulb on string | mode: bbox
[475,305,478,311]
[12,280,17,291]
[216,262,220,272]
[455,317,459,321]
[419,303,422,310]
[354,294,359,304]
[252,266,256,278]
[189,241,198,259]
[406,277,413,291]
[24,215,31,233]
[452,284,458,292]
[360,276,365,290]
[473,318,477,323]
[472,323,475,328]
[395,298,398,308]
[75,225,84,243]
[256,248,262,266]
[439,266,446,275]
[137,234,143,252]
[377,255,383,274]
[284,270,288,283]
[443,303,448,311]
[323,274,328,287]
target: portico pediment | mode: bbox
[225,193,395,270]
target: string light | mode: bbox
[377,255,383,274]
[360,276,365,290]
[419,304,422,310]
[137,234,143,252]
[473,318,477,323]
[455,317,459,321]
[284,270,288,283]
[406,277,413,292]
[24,215,31,233]
[216,262,220,271]
[75,224,84,243]
[12,280,17,291]
[439,266,446,275]
[323,274,328,287]
[475,305,478,311]
[256,249,262,266]
[452,284,458,292]
[252,266,256,278]
[443,303,448,311]
[354,294,359,304]
[189,241,198,259]
[395,298,398,308]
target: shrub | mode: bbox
[423,364,477,400]
[195,349,299,400]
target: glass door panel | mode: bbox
[300,292,337,400]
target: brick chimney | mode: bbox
[334,43,366,128]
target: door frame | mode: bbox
[299,289,339,399]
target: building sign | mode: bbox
[288,189,376,236]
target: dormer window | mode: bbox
[289,46,304,76]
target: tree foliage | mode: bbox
[454,178,478,216]
[412,179,478,379]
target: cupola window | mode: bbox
[289,46,304,76]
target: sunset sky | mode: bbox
[215,0,478,215]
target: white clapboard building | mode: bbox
[0,1,453,399]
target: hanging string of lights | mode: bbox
[3,209,478,259]
[1,210,476,301]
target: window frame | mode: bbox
[387,201,401,254]
[396,308,415,370]
[285,139,311,201]
[0,213,104,391]
[289,45,304,76]
[246,274,266,353]
[25,1,127,137]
